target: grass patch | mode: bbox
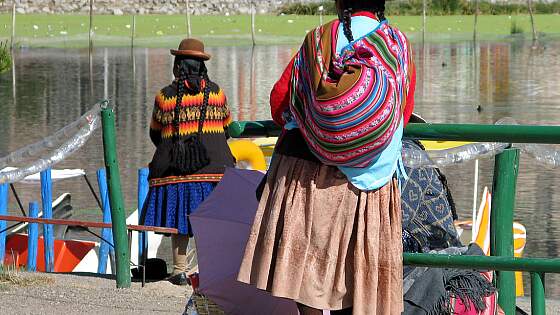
[0,14,557,47]
[0,263,54,288]
[0,40,11,73]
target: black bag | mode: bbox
[169,87,210,174]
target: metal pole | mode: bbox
[250,1,256,46]
[89,0,94,53]
[27,201,39,272]
[40,169,54,272]
[131,15,136,49]
[490,148,519,314]
[472,159,479,233]
[100,105,131,288]
[528,0,537,42]
[0,183,8,265]
[11,2,16,49]
[186,0,192,37]
[531,272,546,315]
[473,0,479,42]
[137,168,149,263]
[404,253,560,273]
[96,168,114,274]
[422,0,426,42]
[89,0,94,96]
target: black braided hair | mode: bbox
[342,8,354,42]
[172,57,211,136]
[336,0,387,32]
[173,58,189,137]
[199,70,212,133]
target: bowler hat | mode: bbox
[170,38,211,60]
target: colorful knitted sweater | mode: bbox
[148,80,235,184]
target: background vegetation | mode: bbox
[279,0,560,16]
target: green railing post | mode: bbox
[490,148,519,315]
[100,105,131,288]
[531,272,546,315]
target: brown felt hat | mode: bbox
[170,38,211,60]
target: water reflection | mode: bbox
[0,40,559,294]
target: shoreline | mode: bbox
[0,14,558,48]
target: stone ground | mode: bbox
[0,272,190,314]
[516,297,560,314]
[0,272,559,314]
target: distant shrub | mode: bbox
[277,0,560,16]
[510,20,524,34]
[278,2,335,15]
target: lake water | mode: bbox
[1,39,559,296]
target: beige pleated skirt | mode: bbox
[237,154,403,315]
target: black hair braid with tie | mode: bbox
[199,70,211,135]
[173,59,211,137]
[173,59,189,137]
[170,58,212,174]
[342,8,354,42]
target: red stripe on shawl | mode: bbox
[306,110,400,165]
[312,69,387,127]
[306,87,397,145]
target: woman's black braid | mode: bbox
[173,59,189,137]
[375,1,386,21]
[199,71,211,133]
[342,8,354,42]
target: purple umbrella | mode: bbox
[190,167,298,315]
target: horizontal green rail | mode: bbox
[404,253,560,273]
[230,120,560,143]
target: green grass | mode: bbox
[0,14,558,47]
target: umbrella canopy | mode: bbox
[190,167,298,315]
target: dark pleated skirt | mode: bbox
[141,182,216,236]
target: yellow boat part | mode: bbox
[228,140,267,171]
[457,187,526,296]
[251,137,474,157]
[419,140,473,150]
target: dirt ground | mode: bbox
[0,272,191,314]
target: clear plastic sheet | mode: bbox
[0,103,102,170]
[0,104,102,184]
[404,117,560,168]
[496,117,560,168]
[402,142,509,169]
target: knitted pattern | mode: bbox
[150,82,232,139]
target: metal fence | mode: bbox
[229,120,560,315]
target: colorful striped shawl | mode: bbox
[289,20,414,167]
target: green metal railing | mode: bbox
[229,120,560,315]
[100,105,131,288]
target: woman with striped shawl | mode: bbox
[238,1,416,314]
